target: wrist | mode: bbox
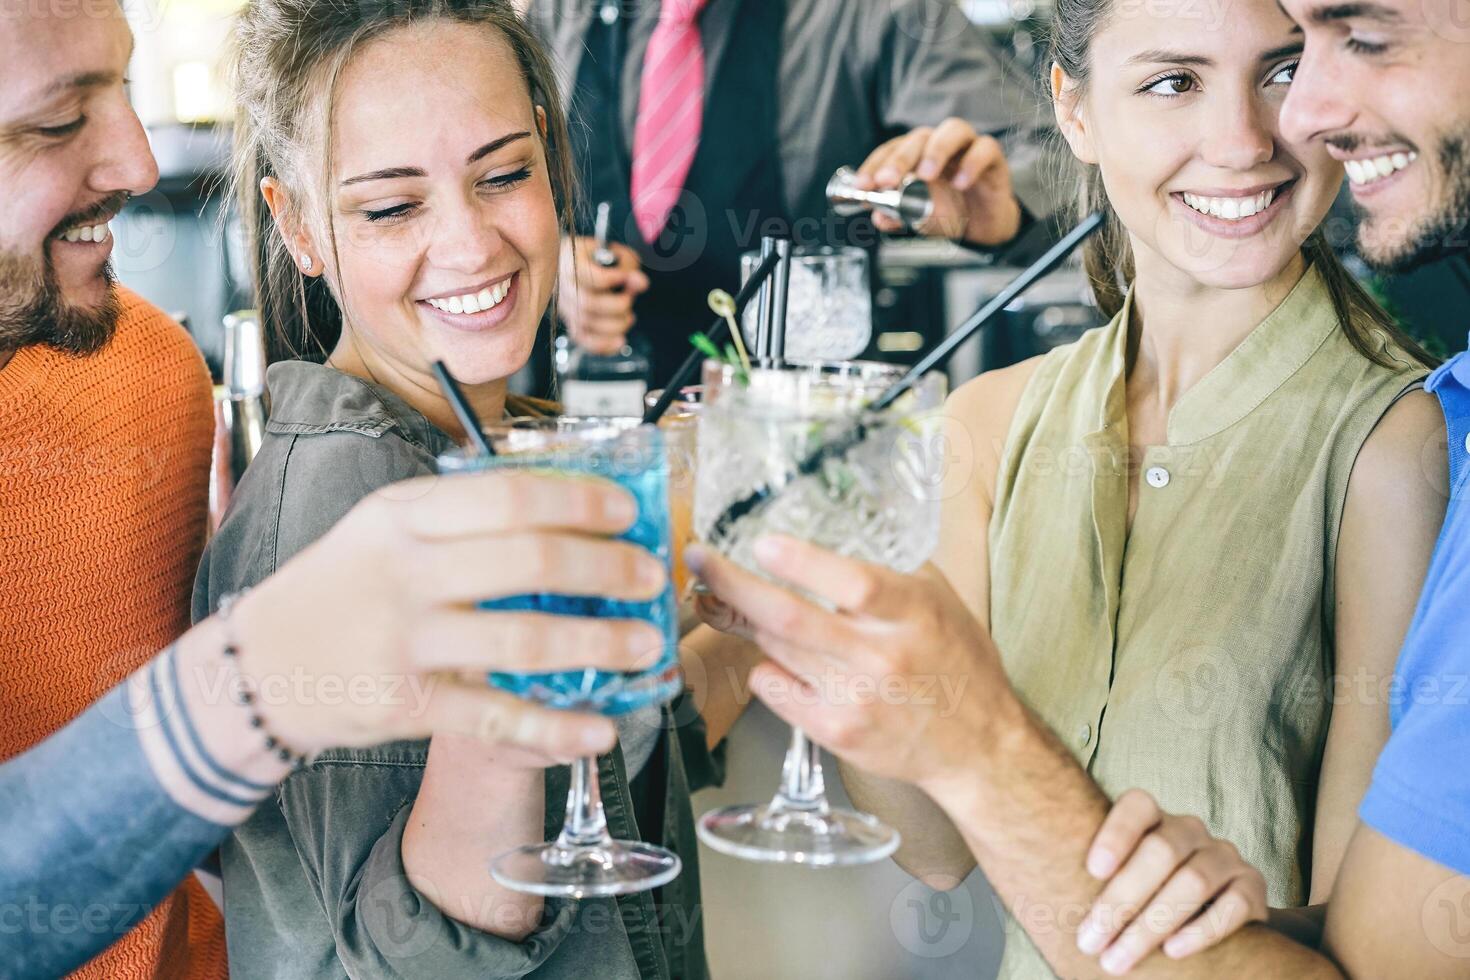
[131,621,296,826]
[226,586,330,755]
[916,678,1029,816]
[963,194,1024,249]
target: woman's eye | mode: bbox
[1268,61,1298,86]
[479,166,533,191]
[1143,73,1197,97]
[362,203,416,223]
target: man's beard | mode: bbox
[1356,126,1470,274]
[0,246,121,359]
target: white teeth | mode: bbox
[1181,188,1276,221]
[426,278,513,315]
[59,223,109,244]
[1344,151,1416,186]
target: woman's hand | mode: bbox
[1076,789,1269,975]
[228,470,669,761]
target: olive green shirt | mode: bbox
[986,265,1426,979]
[193,361,722,979]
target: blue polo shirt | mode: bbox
[1359,345,1470,875]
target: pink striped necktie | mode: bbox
[629,0,711,244]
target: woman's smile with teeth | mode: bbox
[1180,188,1276,221]
[426,279,511,315]
[1344,151,1416,186]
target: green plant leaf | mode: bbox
[690,332,722,360]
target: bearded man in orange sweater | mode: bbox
[0,2,225,976]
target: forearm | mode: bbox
[838,764,976,888]
[925,698,1344,978]
[401,735,545,939]
[681,625,762,749]
[0,623,288,974]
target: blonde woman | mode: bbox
[196,1,747,976]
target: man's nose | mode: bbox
[1281,51,1357,146]
[89,100,160,199]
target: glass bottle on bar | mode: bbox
[554,202,650,417]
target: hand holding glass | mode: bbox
[438,418,682,896]
[692,360,947,865]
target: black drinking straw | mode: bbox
[707,211,1106,543]
[431,359,496,457]
[642,249,783,426]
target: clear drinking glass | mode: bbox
[740,246,872,362]
[438,418,683,896]
[691,360,947,865]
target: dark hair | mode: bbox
[228,0,577,364]
[1044,0,1438,369]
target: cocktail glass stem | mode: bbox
[770,728,829,814]
[558,756,611,850]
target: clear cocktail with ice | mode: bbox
[692,360,947,865]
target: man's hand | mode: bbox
[557,235,650,355]
[235,470,668,761]
[1077,789,1269,974]
[856,118,1023,246]
[685,535,1021,792]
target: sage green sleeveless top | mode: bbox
[988,265,1425,979]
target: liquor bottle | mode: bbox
[555,202,650,417]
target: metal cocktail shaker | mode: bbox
[825,165,935,229]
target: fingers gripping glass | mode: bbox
[692,360,947,866]
[438,418,682,896]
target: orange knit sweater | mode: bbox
[0,288,227,979]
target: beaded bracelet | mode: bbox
[218,590,309,769]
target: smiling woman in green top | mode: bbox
[840,0,1449,975]
[192,1,754,977]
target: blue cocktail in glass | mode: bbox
[438,417,682,896]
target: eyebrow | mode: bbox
[1308,2,1402,22]
[1126,41,1304,69]
[339,131,533,187]
[1261,41,1305,60]
[42,70,119,99]
[1126,50,1214,67]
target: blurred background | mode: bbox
[117,0,1468,976]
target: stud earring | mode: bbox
[301,255,314,272]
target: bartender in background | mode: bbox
[526,0,1059,384]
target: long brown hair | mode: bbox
[1043,0,1438,369]
[227,0,577,365]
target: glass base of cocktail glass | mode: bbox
[697,729,899,866]
[439,417,684,898]
[692,360,947,867]
[491,747,682,898]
